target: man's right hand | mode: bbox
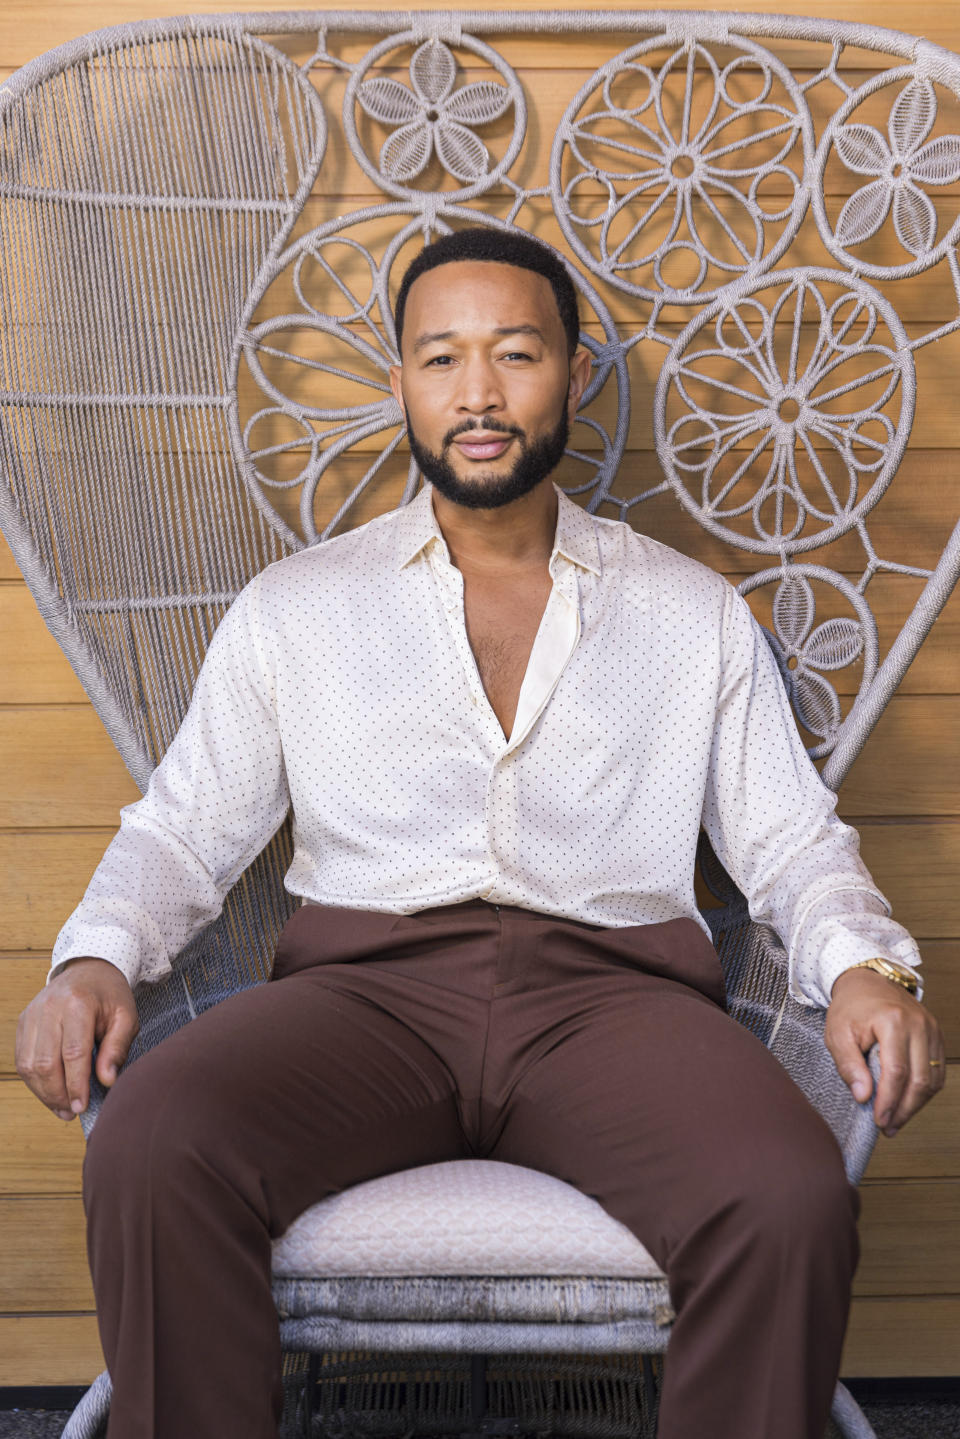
[15,958,139,1121]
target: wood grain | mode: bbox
[3,939,959,1082]
[0,584,88,704]
[0,819,957,956]
[0,1178,954,1320]
[5,442,958,582]
[864,1066,959,1181]
[0,1056,954,1208]
[2,0,959,1384]
[0,1196,93,1311]
[1,1078,87,1195]
[842,1296,960,1377]
[0,695,955,831]
[0,707,139,828]
[2,570,958,708]
[0,829,120,952]
[229,323,960,454]
[2,2,959,72]
[0,1299,956,1388]
[0,1315,102,1387]
[855,1180,960,1298]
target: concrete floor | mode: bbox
[2,1402,960,1438]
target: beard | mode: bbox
[405,407,570,510]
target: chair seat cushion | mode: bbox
[271,1158,665,1279]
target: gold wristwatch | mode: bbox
[850,956,920,996]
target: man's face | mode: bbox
[389,260,590,510]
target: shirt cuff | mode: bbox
[789,889,923,1010]
[49,898,172,990]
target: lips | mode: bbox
[452,434,514,461]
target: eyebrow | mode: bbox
[411,324,547,354]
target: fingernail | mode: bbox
[54,1109,74,1122]
[854,1082,870,1101]
[70,1099,84,1114]
[885,1126,899,1138]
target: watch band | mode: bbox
[850,956,920,996]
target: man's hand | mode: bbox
[826,967,945,1137]
[15,958,139,1121]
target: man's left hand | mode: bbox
[825,967,946,1136]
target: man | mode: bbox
[16,227,945,1439]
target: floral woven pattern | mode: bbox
[218,15,960,778]
[356,39,513,183]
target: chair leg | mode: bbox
[830,1381,878,1438]
[60,1369,112,1438]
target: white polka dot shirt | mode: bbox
[51,484,921,1010]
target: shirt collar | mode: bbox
[395,483,601,577]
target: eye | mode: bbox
[501,350,535,362]
[424,354,455,367]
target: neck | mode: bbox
[430,479,558,574]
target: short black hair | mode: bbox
[393,227,581,358]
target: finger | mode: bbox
[61,1001,97,1116]
[827,1023,874,1105]
[873,1021,911,1136]
[889,1027,944,1132]
[16,1008,72,1114]
[94,1004,139,1089]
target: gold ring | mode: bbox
[929,1059,943,1068]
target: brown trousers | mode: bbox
[84,900,859,1439]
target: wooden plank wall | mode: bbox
[1,0,958,1388]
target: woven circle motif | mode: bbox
[551,35,814,303]
[344,33,525,202]
[654,269,915,556]
[231,207,627,548]
[812,70,960,278]
[739,566,879,756]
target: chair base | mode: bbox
[60,1360,877,1438]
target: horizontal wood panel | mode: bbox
[0,1314,102,1387]
[865,1063,959,1181]
[5,432,959,580]
[3,322,951,456]
[5,196,957,327]
[0,829,120,952]
[0,1301,954,1387]
[0,817,958,956]
[0,1197,93,1311]
[1,695,956,832]
[0,1177,954,1317]
[2,568,958,712]
[0,584,88,703]
[0,1063,955,1207]
[855,1180,960,1297]
[0,707,139,828]
[228,322,960,455]
[2,3,958,72]
[4,939,959,1081]
[837,699,960,817]
[855,821,960,939]
[842,1295,960,1377]
[1,1078,87,1195]
[189,196,960,326]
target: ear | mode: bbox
[389,364,404,411]
[566,347,592,419]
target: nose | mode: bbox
[455,355,505,416]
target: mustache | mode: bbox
[443,419,525,447]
